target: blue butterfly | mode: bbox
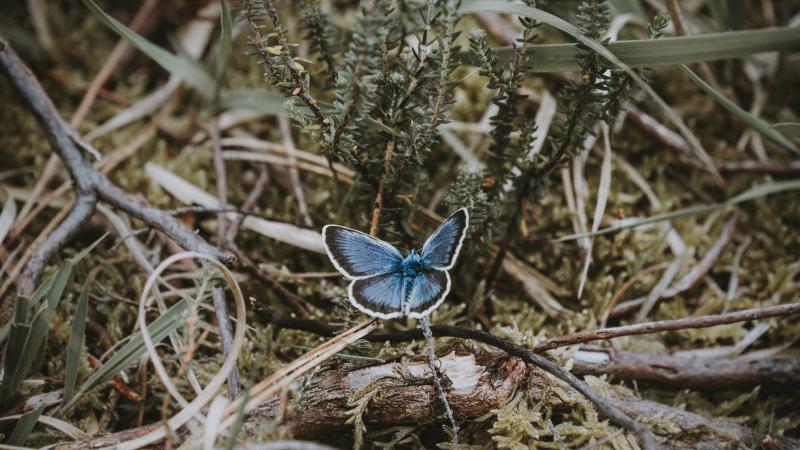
[322,208,469,319]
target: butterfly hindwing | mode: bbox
[323,225,403,279]
[407,269,450,318]
[348,272,407,319]
[420,208,469,270]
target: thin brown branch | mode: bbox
[20,194,97,295]
[207,119,228,242]
[717,159,800,175]
[0,41,233,290]
[224,164,269,244]
[534,302,800,352]
[264,301,800,364]
[207,117,240,398]
[231,246,311,317]
[216,161,311,317]
[369,137,396,237]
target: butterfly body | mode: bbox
[323,208,469,319]
[401,250,425,277]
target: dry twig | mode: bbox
[0,41,232,295]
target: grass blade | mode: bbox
[62,279,91,405]
[67,297,192,409]
[558,179,800,241]
[481,27,800,72]
[66,232,108,266]
[7,264,72,399]
[214,0,233,103]
[80,0,216,96]
[774,123,800,139]
[0,296,32,399]
[680,65,800,156]
[7,406,44,445]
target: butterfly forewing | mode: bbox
[349,272,407,319]
[420,208,469,270]
[323,225,403,279]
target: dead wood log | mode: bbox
[246,349,798,449]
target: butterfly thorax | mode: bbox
[400,250,425,278]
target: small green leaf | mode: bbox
[63,279,91,405]
[8,406,44,445]
[680,65,800,156]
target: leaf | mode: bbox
[482,26,800,72]
[558,179,800,241]
[680,65,800,156]
[214,0,234,105]
[62,279,91,405]
[7,406,44,445]
[774,123,800,139]
[219,89,291,116]
[81,0,216,96]
[66,297,192,410]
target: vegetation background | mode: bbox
[0,0,799,448]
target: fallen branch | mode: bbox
[0,40,233,296]
[261,315,656,448]
[245,349,798,449]
[572,347,800,389]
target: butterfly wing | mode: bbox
[420,208,469,270]
[406,269,451,318]
[323,225,403,279]
[348,272,407,319]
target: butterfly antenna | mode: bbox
[420,316,460,449]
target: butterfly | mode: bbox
[322,208,469,319]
